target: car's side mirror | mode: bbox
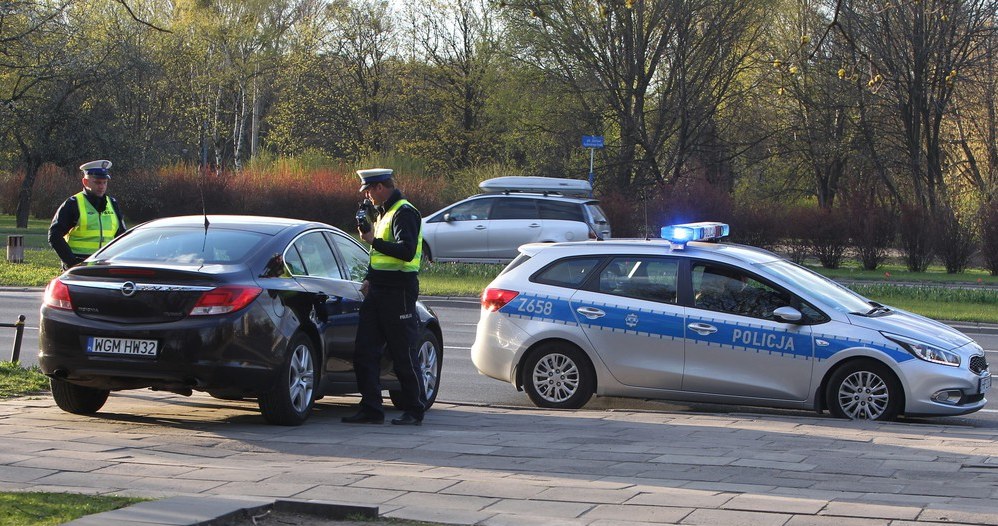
[773,306,802,322]
[443,213,454,222]
[260,253,287,278]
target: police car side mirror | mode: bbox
[773,306,802,322]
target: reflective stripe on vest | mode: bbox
[370,199,422,272]
[66,191,119,255]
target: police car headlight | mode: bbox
[883,333,961,367]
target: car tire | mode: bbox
[50,378,109,414]
[826,359,902,421]
[259,332,317,426]
[390,330,442,410]
[522,342,595,409]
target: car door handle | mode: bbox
[687,322,718,335]
[576,307,606,319]
[528,223,541,228]
[475,225,486,230]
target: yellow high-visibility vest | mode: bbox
[370,199,422,272]
[65,191,119,255]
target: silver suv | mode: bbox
[421,177,611,264]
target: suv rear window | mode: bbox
[539,200,583,221]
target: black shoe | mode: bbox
[341,412,384,424]
[391,413,423,426]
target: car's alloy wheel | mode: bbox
[390,330,442,409]
[50,377,110,414]
[523,343,595,409]
[826,360,901,421]
[259,332,316,426]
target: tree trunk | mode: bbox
[15,157,41,228]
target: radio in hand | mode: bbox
[356,199,375,234]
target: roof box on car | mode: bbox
[478,176,592,196]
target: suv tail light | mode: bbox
[189,286,262,316]
[482,288,519,312]
[44,278,73,310]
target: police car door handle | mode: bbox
[687,322,718,335]
[576,307,606,319]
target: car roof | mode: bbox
[136,215,332,235]
[519,238,783,265]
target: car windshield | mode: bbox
[759,259,873,314]
[95,227,268,265]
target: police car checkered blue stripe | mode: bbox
[499,293,914,364]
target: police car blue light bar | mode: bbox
[661,222,729,247]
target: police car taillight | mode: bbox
[661,222,729,248]
[482,288,519,312]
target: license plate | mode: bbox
[86,337,158,357]
[980,375,992,394]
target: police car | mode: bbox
[471,222,991,420]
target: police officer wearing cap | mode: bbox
[48,160,126,269]
[342,168,427,426]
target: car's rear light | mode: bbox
[189,286,263,316]
[43,278,73,310]
[482,288,519,312]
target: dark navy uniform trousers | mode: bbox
[353,281,427,418]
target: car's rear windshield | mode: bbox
[586,203,609,225]
[95,227,269,265]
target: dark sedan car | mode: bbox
[39,215,443,426]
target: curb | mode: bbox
[63,496,379,526]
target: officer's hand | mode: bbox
[360,280,370,297]
[360,229,374,244]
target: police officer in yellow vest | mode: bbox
[48,160,126,269]
[342,168,427,426]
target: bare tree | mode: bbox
[501,0,766,191]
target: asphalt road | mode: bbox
[4,289,997,427]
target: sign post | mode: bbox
[581,135,604,195]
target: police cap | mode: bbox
[80,160,112,180]
[357,168,393,192]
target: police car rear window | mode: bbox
[533,257,603,288]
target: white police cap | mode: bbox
[357,168,393,191]
[80,160,112,179]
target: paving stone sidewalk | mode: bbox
[1,392,996,525]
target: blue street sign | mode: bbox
[582,135,604,148]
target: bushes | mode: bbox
[937,210,977,274]
[898,205,936,272]
[980,200,998,276]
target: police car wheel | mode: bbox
[258,332,316,426]
[826,360,902,421]
[390,330,442,410]
[522,343,595,409]
[50,377,109,415]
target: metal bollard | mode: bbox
[9,315,25,363]
[7,235,24,263]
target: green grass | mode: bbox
[420,261,504,297]
[850,284,998,323]
[0,361,49,398]
[807,260,998,285]
[0,491,145,526]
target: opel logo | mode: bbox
[121,281,136,297]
